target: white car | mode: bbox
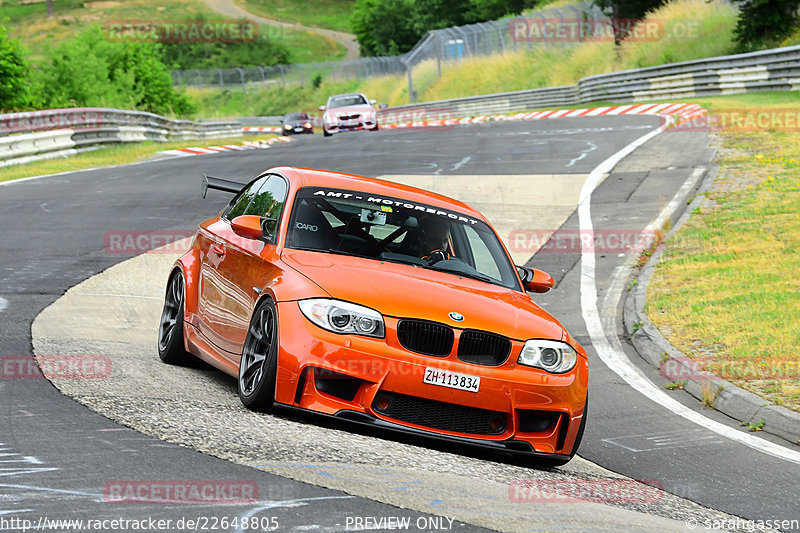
[319,93,379,137]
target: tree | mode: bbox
[0,26,33,111]
[413,0,534,31]
[732,0,800,50]
[469,0,532,21]
[353,0,534,56]
[414,0,479,32]
[592,0,667,44]
[352,0,422,56]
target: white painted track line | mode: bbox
[578,122,800,465]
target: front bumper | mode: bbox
[323,117,377,134]
[274,302,588,457]
[284,125,313,135]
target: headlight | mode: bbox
[298,299,385,338]
[284,124,291,129]
[518,340,577,373]
[304,122,313,128]
[323,113,336,124]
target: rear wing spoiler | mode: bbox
[202,174,245,198]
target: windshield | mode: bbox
[286,187,521,290]
[284,113,305,120]
[328,94,368,108]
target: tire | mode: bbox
[323,129,332,137]
[529,393,588,468]
[238,298,279,412]
[157,271,193,365]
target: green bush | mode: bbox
[35,26,194,116]
[0,25,34,111]
[352,0,532,56]
[159,15,290,70]
[161,38,290,70]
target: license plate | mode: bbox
[294,127,303,132]
[344,119,360,126]
[423,367,480,392]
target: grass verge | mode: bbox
[4,0,344,63]
[645,92,800,412]
[0,135,272,184]
[236,0,355,33]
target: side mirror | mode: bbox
[319,105,326,112]
[231,215,278,242]
[231,215,264,239]
[517,265,554,293]
[369,99,377,105]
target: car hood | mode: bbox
[281,250,564,341]
[327,105,374,116]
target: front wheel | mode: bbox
[238,299,279,412]
[157,271,193,365]
[323,129,332,137]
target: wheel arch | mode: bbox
[173,247,201,321]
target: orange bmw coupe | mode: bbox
[158,167,588,466]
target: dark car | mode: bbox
[281,112,314,135]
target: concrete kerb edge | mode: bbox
[622,165,800,446]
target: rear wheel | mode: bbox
[157,272,192,365]
[238,299,279,412]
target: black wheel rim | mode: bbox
[239,305,275,396]
[158,274,183,352]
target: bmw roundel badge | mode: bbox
[449,312,464,322]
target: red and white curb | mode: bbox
[243,126,283,133]
[379,103,707,129]
[159,136,293,158]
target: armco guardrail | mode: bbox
[0,107,242,167]
[379,45,800,122]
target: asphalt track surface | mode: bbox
[1,118,798,531]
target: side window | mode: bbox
[464,225,502,281]
[224,176,268,220]
[245,176,288,235]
